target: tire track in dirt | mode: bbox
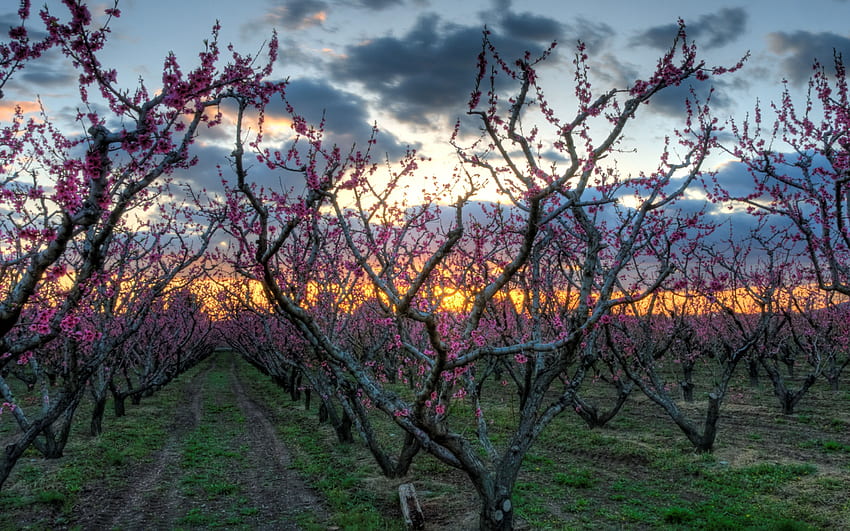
[227,354,329,529]
[72,356,213,530]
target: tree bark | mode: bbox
[748,359,760,387]
[0,387,83,490]
[477,485,515,531]
[113,394,126,417]
[90,393,107,436]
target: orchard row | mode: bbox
[1,3,847,530]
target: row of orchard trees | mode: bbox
[218,25,745,531]
[0,1,279,489]
[217,25,850,531]
[1,3,848,530]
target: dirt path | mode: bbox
[72,358,211,530]
[71,354,329,530]
[225,354,327,529]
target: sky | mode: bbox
[2,0,850,230]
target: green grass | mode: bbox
[822,439,850,452]
[172,362,279,529]
[233,356,850,530]
[3,354,849,529]
[0,363,188,529]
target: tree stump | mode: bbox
[398,482,425,530]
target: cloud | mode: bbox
[353,0,403,8]
[633,7,747,50]
[3,47,77,96]
[274,35,319,67]
[329,12,568,125]
[498,11,563,42]
[0,11,49,41]
[264,0,329,30]
[0,100,41,121]
[118,78,413,197]
[767,31,850,85]
[173,139,315,199]
[17,64,78,88]
[705,152,840,244]
[279,78,411,158]
[708,159,763,200]
[328,14,485,124]
[642,77,734,117]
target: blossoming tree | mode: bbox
[0,0,278,489]
[227,22,744,530]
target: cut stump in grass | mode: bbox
[399,482,425,530]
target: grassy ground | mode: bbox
[242,361,850,529]
[0,368,178,529]
[2,354,849,529]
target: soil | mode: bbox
[69,355,329,530]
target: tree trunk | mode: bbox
[698,392,721,452]
[680,380,694,402]
[782,357,796,378]
[747,359,760,387]
[762,360,817,415]
[828,374,840,392]
[38,391,82,459]
[272,374,288,391]
[289,370,301,402]
[342,394,417,477]
[0,388,82,490]
[113,394,126,417]
[780,393,795,415]
[1,435,35,491]
[478,488,515,531]
[316,394,353,443]
[572,387,630,429]
[778,374,817,415]
[681,362,695,402]
[90,393,107,436]
[399,483,425,530]
[335,410,354,444]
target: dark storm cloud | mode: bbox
[491,0,612,50]
[329,12,567,125]
[708,160,761,200]
[663,197,710,218]
[703,152,839,251]
[491,0,511,13]
[568,18,614,52]
[633,7,747,50]
[710,152,838,202]
[172,143,233,192]
[767,31,850,85]
[329,14,487,124]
